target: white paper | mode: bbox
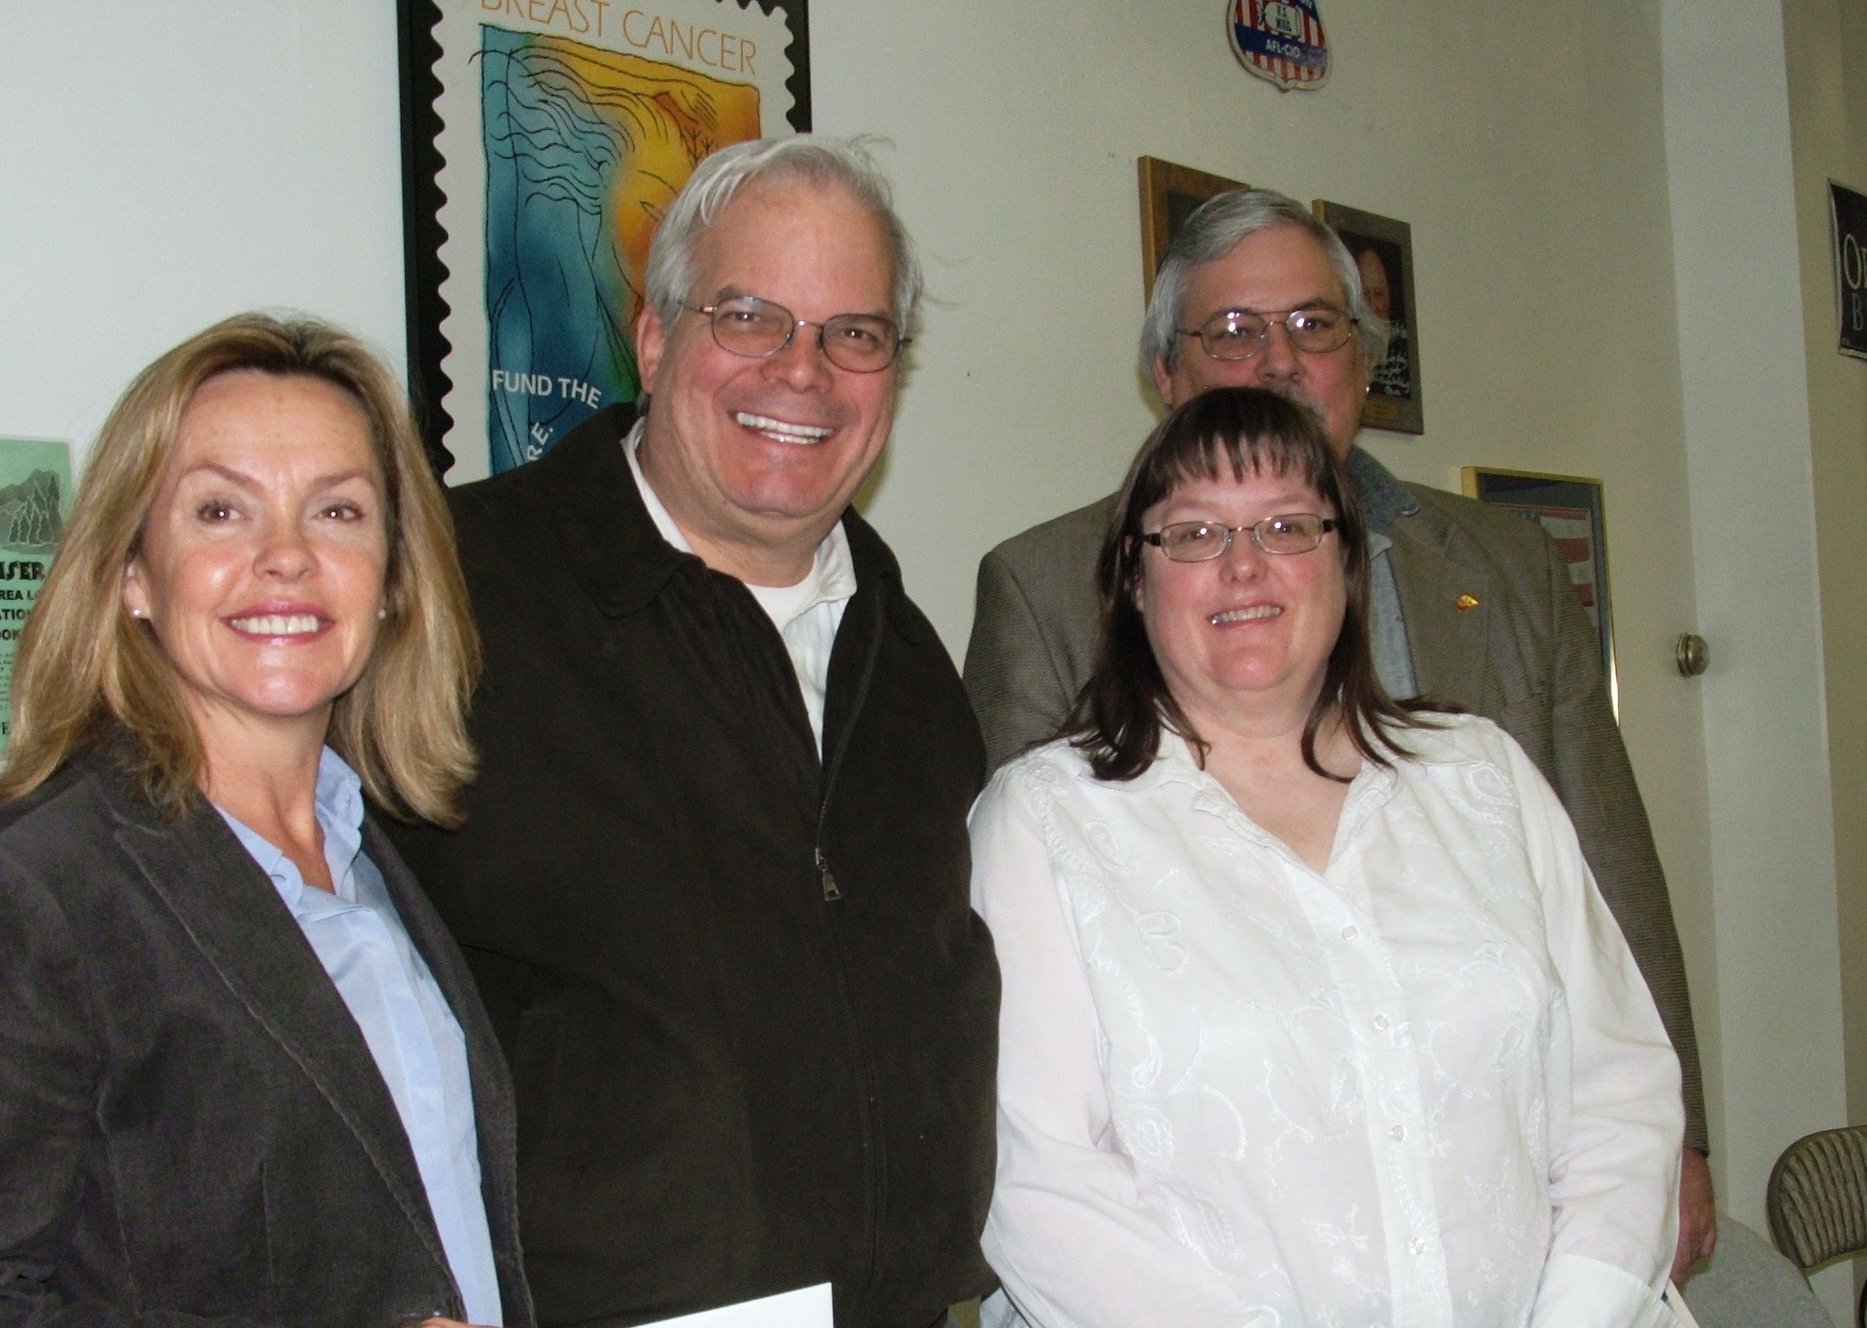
[641,1283,833,1327]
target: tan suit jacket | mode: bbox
[962,464,1706,1149]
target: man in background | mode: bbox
[963,187,1715,1282]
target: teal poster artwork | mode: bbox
[476,25,764,471]
[0,437,73,755]
[408,0,803,480]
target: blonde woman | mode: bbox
[0,313,529,1328]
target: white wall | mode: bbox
[1662,0,1851,1317]
[9,0,1857,1299]
[0,5,408,455]
[1784,0,1867,1132]
[1787,0,1867,1311]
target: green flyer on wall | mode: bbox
[0,437,73,755]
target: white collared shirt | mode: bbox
[970,714,1682,1328]
[216,750,503,1325]
[626,421,856,752]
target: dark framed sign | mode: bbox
[399,0,811,478]
[1137,157,1245,302]
[1832,180,1867,360]
[1314,199,1422,435]
[1463,466,1618,713]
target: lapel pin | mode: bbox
[1455,594,1480,612]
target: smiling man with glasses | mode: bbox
[395,136,999,1328]
[963,186,1717,1287]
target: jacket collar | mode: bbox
[1345,445,1419,536]
[1382,498,1493,709]
[534,402,690,617]
[82,744,458,1289]
[1342,447,1491,707]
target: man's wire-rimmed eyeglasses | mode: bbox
[1176,306,1357,362]
[682,295,908,373]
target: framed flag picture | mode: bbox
[1463,466,1618,713]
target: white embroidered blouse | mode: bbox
[971,714,1683,1328]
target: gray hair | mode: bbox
[643,134,922,336]
[1138,188,1389,383]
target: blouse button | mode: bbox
[1410,1237,1428,1256]
[1371,1013,1390,1032]
[1389,1124,1406,1142]
[1340,925,1359,941]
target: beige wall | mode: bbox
[1786,0,1867,1135]
[1665,0,1837,1208]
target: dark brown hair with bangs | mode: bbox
[1067,386,1436,781]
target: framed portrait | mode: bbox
[1314,199,1422,435]
[399,0,811,479]
[1462,466,1618,713]
[1137,157,1245,302]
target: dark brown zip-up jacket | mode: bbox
[393,403,1000,1328]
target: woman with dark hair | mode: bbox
[0,313,528,1328]
[972,387,1683,1327]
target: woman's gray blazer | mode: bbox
[0,744,532,1328]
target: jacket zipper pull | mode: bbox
[815,847,842,901]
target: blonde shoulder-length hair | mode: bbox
[0,312,480,826]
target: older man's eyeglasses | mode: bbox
[1177,306,1357,361]
[682,295,908,373]
[1142,514,1338,562]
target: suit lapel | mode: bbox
[102,772,447,1275]
[1387,497,1494,711]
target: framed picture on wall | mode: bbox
[398,0,811,479]
[1832,180,1867,359]
[1137,157,1245,302]
[1462,466,1618,711]
[1314,199,1423,435]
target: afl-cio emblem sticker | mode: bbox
[1230,0,1330,91]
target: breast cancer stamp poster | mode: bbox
[405,0,805,477]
